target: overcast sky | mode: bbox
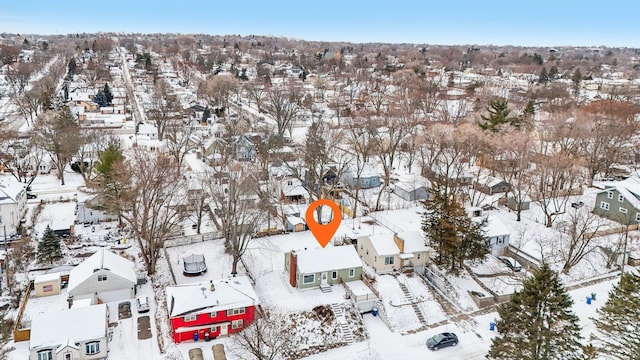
[1,0,638,47]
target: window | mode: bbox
[331,271,338,280]
[183,314,197,322]
[85,341,100,355]
[607,191,614,199]
[303,274,315,284]
[349,268,355,278]
[618,194,624,202]
[636,213,640,222]
[417,253,421,260]
[97,274,107,282]
[210,326,218,332]
[384,256,394,265]
[65,354,71,360]
[231,319,243,329]
[600,201,610,211]
[210,311,217,318]
[227,307,246,316]
[620,207,628,214]
[43,284,53,292]
[37,350,53,360]
[497,236,505,245]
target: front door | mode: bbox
[321,272,328,285]
[220,323,228,336]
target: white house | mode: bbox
[469,208,512,255]
[29,304,108,360]
[67,249,137,303]
[0,177,27,237]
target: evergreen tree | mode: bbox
[202,107,211,123]
[93,91,108,107]
[549,65,559,80]
[37,226,63,264]
[103,83,113,105]
[538,67,549,84]
[422,185,488,273]
[592,272,640,359]
[572,68,583,97]
[478,97,518,132]
[487,263,583,360]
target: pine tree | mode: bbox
[572,68,583,97]
[37,226,62,264]
[592,272,640,359]
[538,67,549,84]
[103,83,113,105]
[93,91,108,107]
[487,263,583,360]
[478,97,517,132]
[422,186,488,273]
[549,65,559,80]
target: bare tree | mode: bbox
[485,129,534,221]
[34,107,83,185]
[345,115,376,218]
[164,123,197,169]
[197,74,239,113]
[147,81,182,141]
[206,164,264,275]
[232,308,295,360]
[243,79,266,112]
[531,151,584,227]
[369,112,416,210]
[554,207,605,274]
[120,152,187,274]
[263,84,300,138]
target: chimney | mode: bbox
[289,251,297,287]
[210,280,215,292]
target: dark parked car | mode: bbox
[426,332,458,350]
[26,192,37,199]
[498,256,523,272]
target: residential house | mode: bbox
[232,134,257,162]
[76,197,117,225]
[67,248,137,303]
[474,174,509,195]
[165,276,259,343]
[29,304,108,360]
[356,231,430,273]
[280,178,309,204]
[392,174,430,202]
[469,207,512,255]
[284,245,363,291]
[507,194,531,211]
[137,123,158,140]
[0,177,27,237]
[593,179,640,224]
[341,163,381,190]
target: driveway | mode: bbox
[137,315,152,339]
[188,348,204,360]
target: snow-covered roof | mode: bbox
[34,272,61,284]
[287,216,305,225]
[397,231,429,253]
[0,177,25,204]
[366,234,400,256]
[294,245,363,274]
[476,215,511,237]
[344,280,374,297]
[346,163,379,178]
[600,177,640,209]
[476,173,505,187]
[67,249,136,293]
[166,276,259,318]
[393,173,430,192]
[281,178,308,197]
[29,304,107,350]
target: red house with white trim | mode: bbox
[165,276,259,343]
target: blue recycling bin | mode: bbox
[586,296,592,305]
[193,332,199,342]
[372,307,378,317]
[490,322,496,331]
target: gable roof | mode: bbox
[598,178,640,210]
[67,249,136,293]
[397,231,429,253]
[166,276,259,318]
[294,245,362,274]
[29,304,107,350]
[0,177,25,204]
[365,234,400,256]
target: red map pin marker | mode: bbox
[305,199,342,248]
